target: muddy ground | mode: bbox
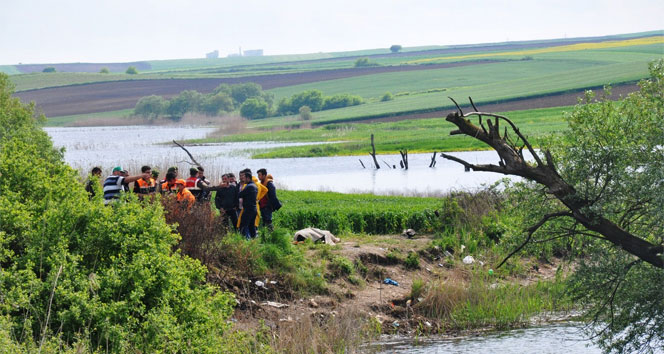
[218,233,560,336]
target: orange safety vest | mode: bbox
[161,179,185,194]
[177,188,196,204]
[136,178,156,194]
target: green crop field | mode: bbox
[274,190,441,235]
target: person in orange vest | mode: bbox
[184,167,211,201]
[160,171,185,195]
[133,165,157,199]
[176,179,196,207]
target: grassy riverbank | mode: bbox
[195,105,572,157]
[172,188,575,351]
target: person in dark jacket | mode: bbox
[213,174,239,230]
[85,166,102,199]
[257,168,281,231]
[237,170,258,239]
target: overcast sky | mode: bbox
[1,0,662,65]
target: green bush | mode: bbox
[0,73,236,352]
[240,97,270,119]
[405,251,420,269]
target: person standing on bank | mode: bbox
[133,165,157,199]
[85,166,102,199]
[212,174,239,230]
[257,168,282,231]
[103,166,149,204]
[237,170,258,239]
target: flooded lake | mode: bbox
[45,125,517,194]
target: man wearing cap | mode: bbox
[176,179,196,206]
[103,167,149,204]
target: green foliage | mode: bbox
[493,60,664,352]
[230,82,266,106]
[405,251,420,269]
[380,92,394,101]
[240,97,270,119]
[354,57,378,67]
[415,274,570,331]
[0,73,236,351]
[274,190,440,235]
[42,66,56,73]
[133,95,167,119]
[322,93,363,110]
[166,90,203,118]
[410,278,425,300]
[99,67,110,74]
[125,66,138,74]
[328,256,355,278]
[201,92,234,116]
[299,105,312,121]
[277,90,364,116]
[389,45,402,53]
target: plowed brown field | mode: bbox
[16,61,638,120]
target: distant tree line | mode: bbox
[133,84,364,120]
[133,82,272,120]
[275,90,363,116]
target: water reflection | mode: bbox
[45,126,518,195]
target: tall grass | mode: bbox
[415,271,570,331]
[269,307,380,354]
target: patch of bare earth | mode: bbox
[228,233,560,335]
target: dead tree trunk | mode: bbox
[399,149,408,169]
[429,151,437,167]
[369,134,380,169]
[440,98,663,269]
[359,159,366,168]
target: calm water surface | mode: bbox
[45,125,517,194]
[375,323,602,353]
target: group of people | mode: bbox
[86,165,281,239]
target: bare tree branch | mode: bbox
[173,140,202,167]
[497,211,572,269]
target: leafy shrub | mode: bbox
[126,66,138,74]
[0,74,235,352]
[329,256,355,278]
[354,57,378,67]
[405,251,420,269]
[240,97,270,119]
[299,105,312,121]
[381,92,394,101]
[134,95,167,119]
[322,94,363,110]
[410,278,425,300]
[42,66,56,73]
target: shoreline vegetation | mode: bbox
[4,31,662,351]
